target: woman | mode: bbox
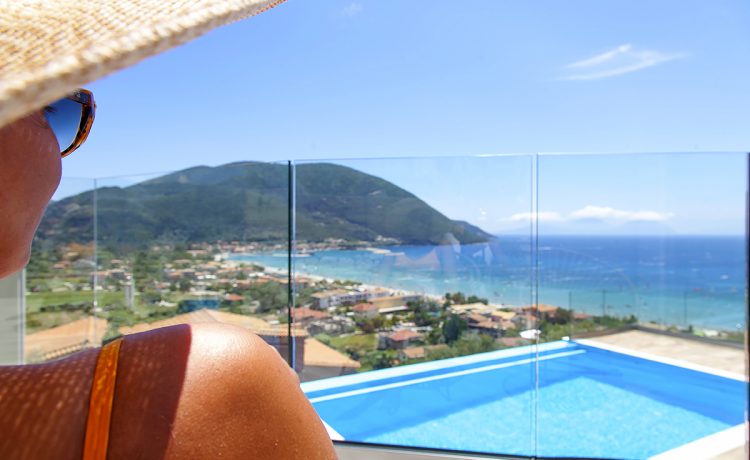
[0,1,336,458]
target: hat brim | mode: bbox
[0,0,284,127]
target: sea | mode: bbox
[233,235,747,331]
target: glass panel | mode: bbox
[536,152,748,459]
[0,271,24,364]
[24,177,98,363]
[289,156,538,456]
[11,153,747,460]
[93,163,293,360]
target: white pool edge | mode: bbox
[309,350,584,404]
[302,340,569,393]
[649,423,747,460]
[323,421,345,441]
[574,338,747,381]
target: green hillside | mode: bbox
[36,162,492,249]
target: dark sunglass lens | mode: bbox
[43,98,82,152]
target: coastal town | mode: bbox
[26,239,638,379]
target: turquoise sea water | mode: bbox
[235,235,746,331]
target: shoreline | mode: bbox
[229,252,743,333]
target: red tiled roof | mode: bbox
[521,304,559,313]
[352,302,378,312]
[294,307,330,320]
[401,346,425,359]
[466,313,488,324]
[389,329,422,342]
[119,309,307,337]
[473,320,501,330]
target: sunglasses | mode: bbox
[43,88,96,158]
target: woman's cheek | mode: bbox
[0,113,62,276]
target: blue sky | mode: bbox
[56,0,750,234]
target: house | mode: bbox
[311,289,351,308]
[468,320,504,338]
[491,310,517,322]
[384,329,423,349]
[513,312,537,329]
[306,316,356,336]
[224,293,245,303]
[398,344,449,361]
[466,313,489,325]
[370,294,421,310]
[450,302,495,316]
[293,307,330,326]
[274,276,312,290]
[300,338,361,381]
[377,305,410,316]
[521,304,560,320]
[351,302,379,319]
[399,346,425,360]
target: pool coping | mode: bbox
[574,338,746,382]
[648,424,746,460]
[302,341,564,393]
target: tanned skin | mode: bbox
[0,114,337,459]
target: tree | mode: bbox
[132,250,161,291]
[450,292,466,305]
[361,350,395,370]
[442,314,467,344]
[550,307,574,325]
[178,279,191,293]
[467,295,488,305]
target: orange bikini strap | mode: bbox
[83,338,123,460]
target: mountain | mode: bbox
[36,162,493,249]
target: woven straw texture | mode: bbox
[0,0,283,127]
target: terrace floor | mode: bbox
[585,329,746,375]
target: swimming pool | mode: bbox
[302,340,746,459]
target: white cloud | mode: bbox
[339,2,363,17]
[562,44,686,81]
[569,205,674,222]
[508,211,564,223]
[567,44,634,69]
[506,206,673,224]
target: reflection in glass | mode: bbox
[536,153,748,459]
[283,157,539,456]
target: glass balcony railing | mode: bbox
[3,153,747,459]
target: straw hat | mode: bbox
[0,0,284,127]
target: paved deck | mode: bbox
[586,329,746,375]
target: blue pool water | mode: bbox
[303,342,746,458]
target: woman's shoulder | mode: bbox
[109,323,336,459]
[0,323,335,460]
